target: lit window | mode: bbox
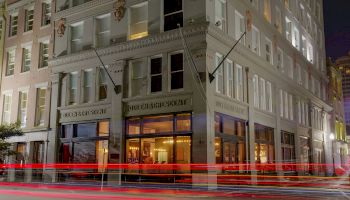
[42,2,51,26]
[6,49,15,76]
[95,14,111,47]
[263,0,271,23]
[163,0,183,31]
[24,9,34,32]
[18,91,28,128]
[129,2,148,40]
[2,94,12,124]
[35,88,46,126]
[143,115,173,134]
[98,68,108,100]
[22,47,31,72]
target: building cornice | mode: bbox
[49,23,208,67]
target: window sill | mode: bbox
[23,30,33,35]
[40,24,51,30]
[20,71,30,75]
[38,66,49,71]
[4,74,14,78]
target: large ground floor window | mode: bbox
[254,124,274,174]
[214,112,247,173]
[281,131,296,173]
[125,113,192,175]
[58,120,109,181]
[300,136,311,174]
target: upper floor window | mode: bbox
[292,26,300,50]
[276,47,283,72]
[284,0,290,10]
[214,0,226,31]
[82,69,93,103]
[170,52,184,90]
[39,42,49,68]
[286,55,293,79]
[22,47,31,72]
[307,42,313,63]
[275,7,282,33]
[215,53,224,94]
[265,37,273,65]
[129,2,148,40]
[95,14,111,47]
[254,75,272,112]
[235,11,245,44]
[2,94,12,124]
[24,9,34,32]
[235,64,243,101]
[285,17,292,43]
[68,72,78,105]
[70,22,84,53]
[163,0,183,31]
[73,0,90,7]
[18,91,28,128]
[130,59,147,97]
[9,14,18,37]
[98,68,108,100]
[301,36,307,57]
[250,0,259,9]
[251,26,260,55]
[6,49,15,76]
[253,75,259,108]
[35,88,46,126]
[263,0,271,23]
[150,57,162,93]
[42,2,51,26]
[266,81,272,112]
[225,59,233,98]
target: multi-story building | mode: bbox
[0,0,6,87]
[327,57,348,172]
[0,0,53,182]
[0,0,333,184]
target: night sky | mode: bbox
[324,0,350,60]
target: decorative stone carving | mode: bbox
[56,18,66,37]
[113,0,126,22]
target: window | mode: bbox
[33,141,44,164]
[307,14,312,32]
[170,52,184,90]
[6,49,15,76]
[303,68,308,89]
[9,14,18,37]
[279,90,283,117]
[163,0,183,31]
[35,88,46,126]
[292,26,300,49]
[98,68,107,100]
[285,17,292,43]
[276,48,283,72]
[150,57,162,93]
[39,42,49,68]
[225,60,233,97]
[68,72,78,105]
[289,94,293,120]
[296,64,302,84]
[235,11,245,44]
[265,37,273,64]
[253,75,259,108]
[131,59,147,97]
[284,91,288,119]
[2,94,12,124]
[298,100,301,124]
[82,69,93,103]
[235,64,243,101]
[266,81,272,112]
[252,26,260,55]
[22,47,31,72]
[275,7,282,33]
[214,0,226,30]
[263,0,271,23]
[250,0,259,9]
[95,14,111,47]
[284,0,290,10]
[301,35,307,57]
[307,42,313,63]
[129,2,148,40]
[24,9,34,32]
[70,22,84,53]
[259,78,266,110]
[281,131,295,163]
[286,55,293,79]
[255,124,274,165]
[18,91,28,128]
[42,2,51,26]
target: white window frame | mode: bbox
[266,81,272,112]
[2,92,12,124]
[18,90,28,128]
[6,49,15,76]
[285,17,292,43]
[265,37,273,65]
[214,0,226,31]
[35,87,47,126]
[252,25,260,55]
[235,64,243,101]
[68,72,78,105]
[9,14,18,37]
[215,53,224,94]
[128,2,148,40]
[259,77,266,110]
[21,46,32,73]
[253,75,259,108]
[82,69,93,103]
[234,10,245,44]
[70,21,84,53]
[225,59,233,98]
[24,8,34,32]
[95,13,111,47]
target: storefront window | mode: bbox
[126,139,140,164]
[236,121,245,137]
[73,141,96,163]
[98,121,109,137]
[62,124,73,138]
[255,124,274,166]
[143,115,173,134]
[96,140,108,172]
[176,113,191,132]
[127,118,141,135]
[223,117,235,135]
[76,123,96,138]
[215,137,222,164]
[141,137,174,164]
[176,136,191,173]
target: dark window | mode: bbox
[33,141,44,163]
[76,123,96,138]
[170,53,184,90]
[62,124,73,138]
[164,0,183,31]
[150,57,162,93]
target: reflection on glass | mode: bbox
[143,115,173,134]
[76,123,96,138]
[62,124,73,138]
[224,142,230,163]
[96,140,108,172]
[223,117,235,135]
[16,143,26,163]
[98,121,109,136]
[215,137,222,164]
[176,113,191,132]
[176,136,191,173]
[231,143,236,163]
[126,139,140,164]
[73,141,96,163]
[236,121,245,137]
[215,114,221,133]
[127,118,141,135]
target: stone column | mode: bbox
[7,144,17,182]
[25,141,34,183]
[274,86,283,177]
[107,60,126,186]
[44,73,62,183]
